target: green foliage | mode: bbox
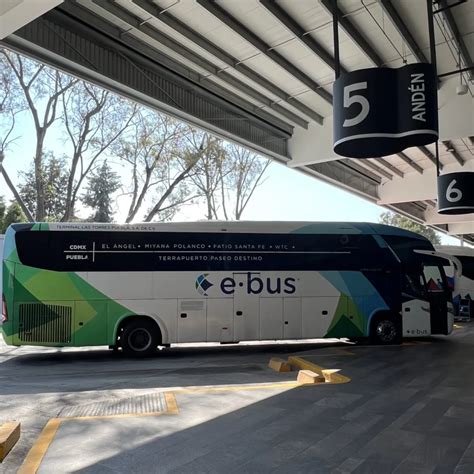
[2,49,267,225]
[379,212,441,245]
[0,196,6,228]
[18,152,69,221]
[0,201,26,233]
[81,161,121,222]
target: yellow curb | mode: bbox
[268,357,292,372]
[17,393,179,474]
[0,421,20,461]
[288,356,351,384]
[296,370,325,384]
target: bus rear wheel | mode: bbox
[120,319,160,356]
[370,314,402,345]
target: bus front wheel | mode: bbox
[370,313,402,345]
[120,319,160,356]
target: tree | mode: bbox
[1,49,77,220]
[18,152,69,221]
[115,111,201,223]
[61,81,136,221]
[143,128,204,222]
[186,132,226,220]
[1,201,26,233]
[189,138,270,221]
[222,144,270,220]
[0,196,6,231]
[81,161,121,223]
[379,212,441,245]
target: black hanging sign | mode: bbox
[438,172,474,215]
[333,63,438,158]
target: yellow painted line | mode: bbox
[288,356,351,384]
[165,392,179,414]
[18,418,61,474]
[17,393,179,474]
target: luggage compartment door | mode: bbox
[233,273,259,341]
[177,299,206,342]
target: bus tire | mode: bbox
[370,313,402,345]
[120,318,160,356]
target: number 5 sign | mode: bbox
[438,172,474,215]
[333,63,438,158]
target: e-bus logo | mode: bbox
[221,273,296,295]
[195,274,214,296]
[195,272,297,297]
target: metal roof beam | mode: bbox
[434,1,468,15]
[388,202,427,222]
[304,161,379,200]
[133,0,323,124]
[442,140,465,165]
[360,159,393,180]
[379,0,429,64]
[418,145,443,170]
[320,0,384,67]
[195,0,333,104]
[259,0,346,74]
[397,152,424,174]
[15,3,291,158]
[374,158,404,178]
[94,0,307,129]
[340,159,382,184]
[437,0,473,81]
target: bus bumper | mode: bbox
[0,322,18,346]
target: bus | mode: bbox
[0,235,3,309]
[1,222,453,355]
[436,245,473,319]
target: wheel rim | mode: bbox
[128,328,153,352]
[376,320,397,342]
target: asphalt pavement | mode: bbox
[0,326,473,473]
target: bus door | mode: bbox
[422,263,448,334]
[233,272,259,341]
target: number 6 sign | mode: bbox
[446,180,462,203]
[438,172,474,215]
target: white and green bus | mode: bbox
[437,245,474,319]
[0,234,3,308]
[1,222,453,355]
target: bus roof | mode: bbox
[8,221,429,241]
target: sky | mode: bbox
[0,92,465,247]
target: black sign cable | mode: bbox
[427,0,441,179]
[332,0,340,81]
